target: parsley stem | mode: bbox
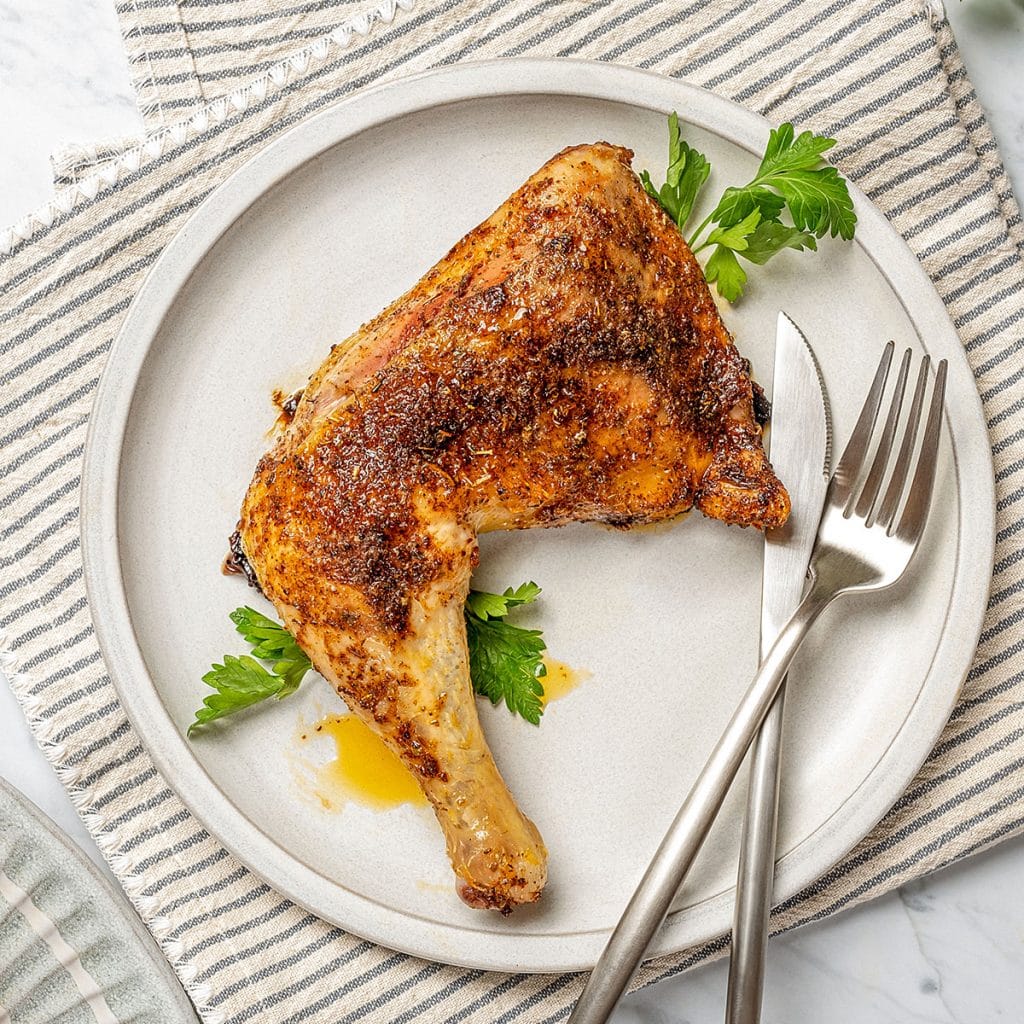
[686,211,715,251]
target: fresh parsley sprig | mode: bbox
[190,584,548,734]
[465,582,547,726]
[188,607,312,735]
[641,113,856,301]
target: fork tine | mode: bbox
[894,359,947,542]
[829,342,894,509]
[876,355,930,529]
[855,348,911,521]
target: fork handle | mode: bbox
[567,579,835,1024]
[726,680,787,1024]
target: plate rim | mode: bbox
[80,56,997,972]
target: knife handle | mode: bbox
[566,579,835,1024]
[726,682,787,1024]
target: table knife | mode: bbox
[725,312,832,1023]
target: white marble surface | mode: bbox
[2,1,1024,1021]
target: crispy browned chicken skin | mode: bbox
[237,143,789,912]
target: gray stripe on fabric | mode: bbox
[780,777,1024,927]
[189,901,299,959]
[198,900,325,982]
[973,324,1024,377]
[451,0,610,67]
[3,536,79,594]
[2,186,209,303]
[498,3,636,64]
[105,787,174,832]
[0,445,84,510]
[91,767,159,809]
[19,626,92,672]
[24,653,100,703]
[2,566,84,631]
[277,953,411,1024]
[3,193,206,324]
[966,634,1024,684]
[892,725,1024,812]
[0,416,86,481]
[52,594,88,629]
[687,0,863,90]
[1,266,136,358]
[0,478,81,544]
[647,933,733,988]
[1,562,80,624]
[62,720,132,766]
[209,930,367,1006]
[494,975,577,1024]
[986,387,1024,431]
[14,602,85,649]
[50,700,121,743]
[931,233,1011,283]
[389,970,485,1024]
[229,946,383,1024]
[945,253,1018,306]
[135,827,210,871]
[991,446,1024,477]
[172,878,270,936]
[903,182,992,239]
[778,760,1024,914]
[0,506,80,574]
[955,281,1021,329]
[992,541,1024,577]
[610,0,793,70]
[951,667,1024,721]
[855,116,962,182]
[79,746,146,789]
[157,864,248,917]
[442,973,531,1024]
[338,963,446,1024]
[580,0,739,65]
[0,378,98,452]
[119,809,193,852]
[137,0,371,34]
[813,60,944,145]
[11,588,86,651]
[552,0,661,58]
[990,576,1024,610]
[933,708,1024,765]
[752,15,924,115]
[996,516,1024,546]
[36,674,112,717]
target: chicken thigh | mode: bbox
[236,143,789,912]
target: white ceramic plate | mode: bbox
[81,59,995,972]
[0,779,197,1022]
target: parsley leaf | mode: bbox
[641,113,856,301]
[640,111,711,232]
[229,606,311,694]
[188,654,296,735]
[465,583,547,726]
[464,581,541,621]
[703,207,763,253]
[740,221,817,265]
[704,246,748,303]
[192,583,549,735]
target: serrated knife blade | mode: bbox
[726,312,831,1024]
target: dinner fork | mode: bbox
[567,343,948,1024]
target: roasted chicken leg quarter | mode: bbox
[236,142,789,912]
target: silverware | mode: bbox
[567,343,947,1024]
[726,314,832,1024]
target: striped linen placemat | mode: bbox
[2,1,1022,1020]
